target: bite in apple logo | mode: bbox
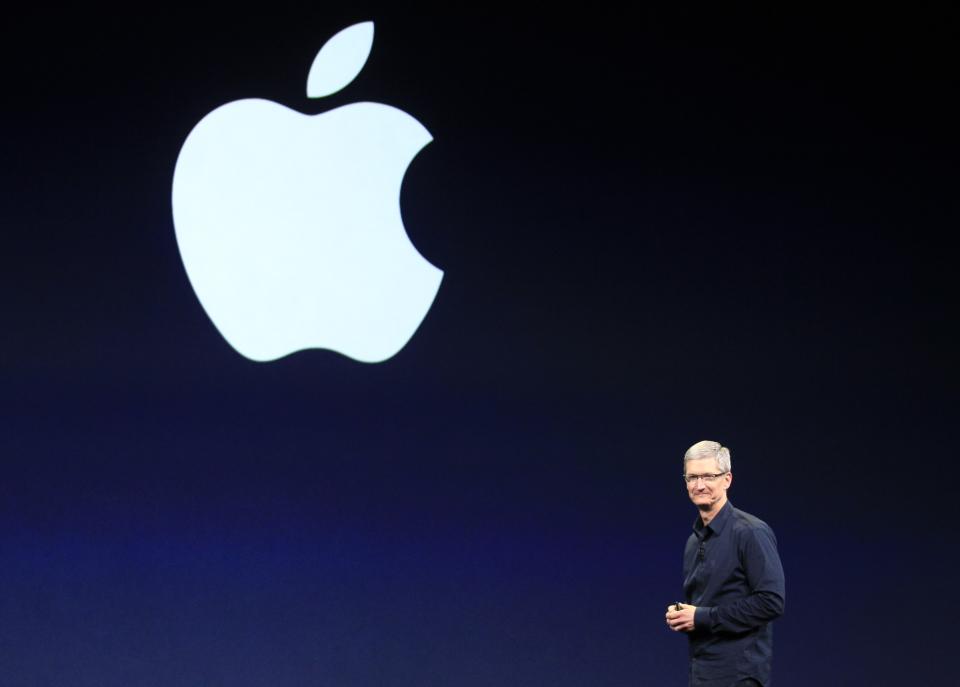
[172,21,443,363]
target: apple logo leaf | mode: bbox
[306,21,375,99]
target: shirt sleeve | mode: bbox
[695,524,786,634]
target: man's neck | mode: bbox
[698,496,728,527]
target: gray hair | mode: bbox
[684,440,731,473]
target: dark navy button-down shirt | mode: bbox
[682,501,785,686]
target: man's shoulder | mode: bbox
[728,504,776,538]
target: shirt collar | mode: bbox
[692,499,733,536]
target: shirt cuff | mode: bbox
[694,606,714,631]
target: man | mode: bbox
[665,440,785,686]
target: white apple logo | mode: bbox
[172,21,443,363]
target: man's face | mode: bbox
[684,457,732,511]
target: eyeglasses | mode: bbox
[682,472,729,484]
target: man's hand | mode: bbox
[665,603,697,632]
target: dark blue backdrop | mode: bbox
[2,6,955,685]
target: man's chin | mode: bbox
[695,499,715,512]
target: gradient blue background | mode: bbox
[1,6,955,685]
